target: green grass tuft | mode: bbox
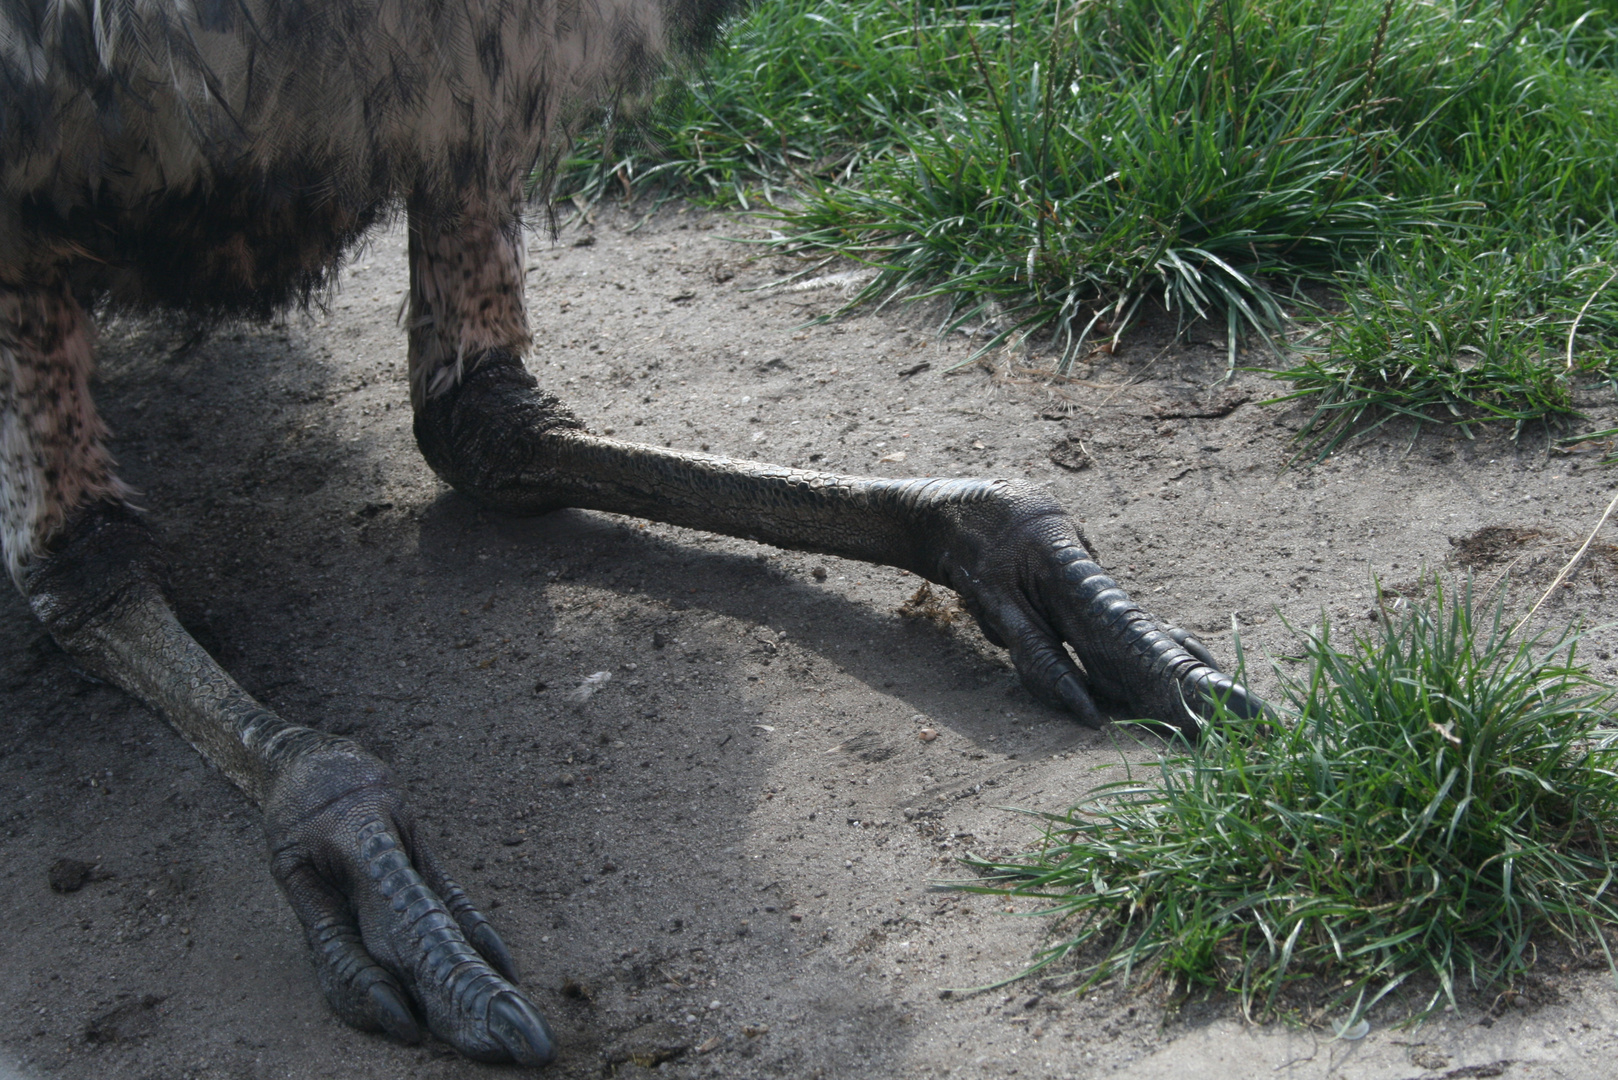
[560,0,1618,437]
[767,0,1483,371]
[965,581,1618,1022]
[1265,234,1618,459]
[555,0,1015,208]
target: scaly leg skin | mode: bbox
[414,351,1259,733]
[399,187,1259,736]
[2,283,554,1065]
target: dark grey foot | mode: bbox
[410,350,1262,736]
[266,747,556,1065]
[24,499,555,1066]
[935,497,1264,734]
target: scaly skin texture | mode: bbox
[6,224,1260,1071]
[12,317,1259,1071]
[0,0,1260,1068]
[21,500,557,1066]
[416,350,1261,731]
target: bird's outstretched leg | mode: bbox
[2,280,554,1065]
[406,210,1259,735]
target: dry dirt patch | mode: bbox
[4,205,1618,1079]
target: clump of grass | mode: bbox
[1266,0,1618,451]
[774,0,1472,370]
[762,0,1618,375]
[555,0,1016,207]
[967,581,1618,1023]
[1267,235,1618,459]
[560,0,1618,439]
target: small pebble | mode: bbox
[918,728,938,742]
[47,858,95,894]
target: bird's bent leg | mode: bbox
[0,283,127,581]
[2,282,553,1065]
[405,193,531,413]
[412,341,1261,733]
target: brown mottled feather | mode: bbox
[0,0,730,567]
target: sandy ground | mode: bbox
[6,203,1618,1080]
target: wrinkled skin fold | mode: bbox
[2,0,1260,1067]
[414,350,1262,733]
[12,257,1261,1069]
[20,348,1259,1061]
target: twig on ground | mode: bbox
[1566,268,1618,371]
[1513,487,1618,635]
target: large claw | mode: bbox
[264,745,555,1066]
[931,481,1264,735]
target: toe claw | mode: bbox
[487,990,557,1066]
[1055,671,1104,729]
[470,921,521,983]
[1191,671,1265,724]
[1167,626,1219,670]
[368,981,421,1044]
[1219,679,1265,721]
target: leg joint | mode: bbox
[412,349,582,511]
[22,499,168,647]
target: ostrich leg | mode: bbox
[406,210,1259,734]
[3,283,554,1065]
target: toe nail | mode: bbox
[472,922,521,983]
[368,982,421,1044]
[488,991,556,1066]
[1055,673,1103,729]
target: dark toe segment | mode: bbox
[275,862,422,1042]
[1050,555,1266,732]
[998,603,1096,721]
[488,991,558,1066]
[1054,672,1105,729]
[1199,669,1265,720]
[415,845,522,982]
[1166,626,1219,670]
[367,981,421,1043]
[356,821,553,1063]
[469,922,521,984]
